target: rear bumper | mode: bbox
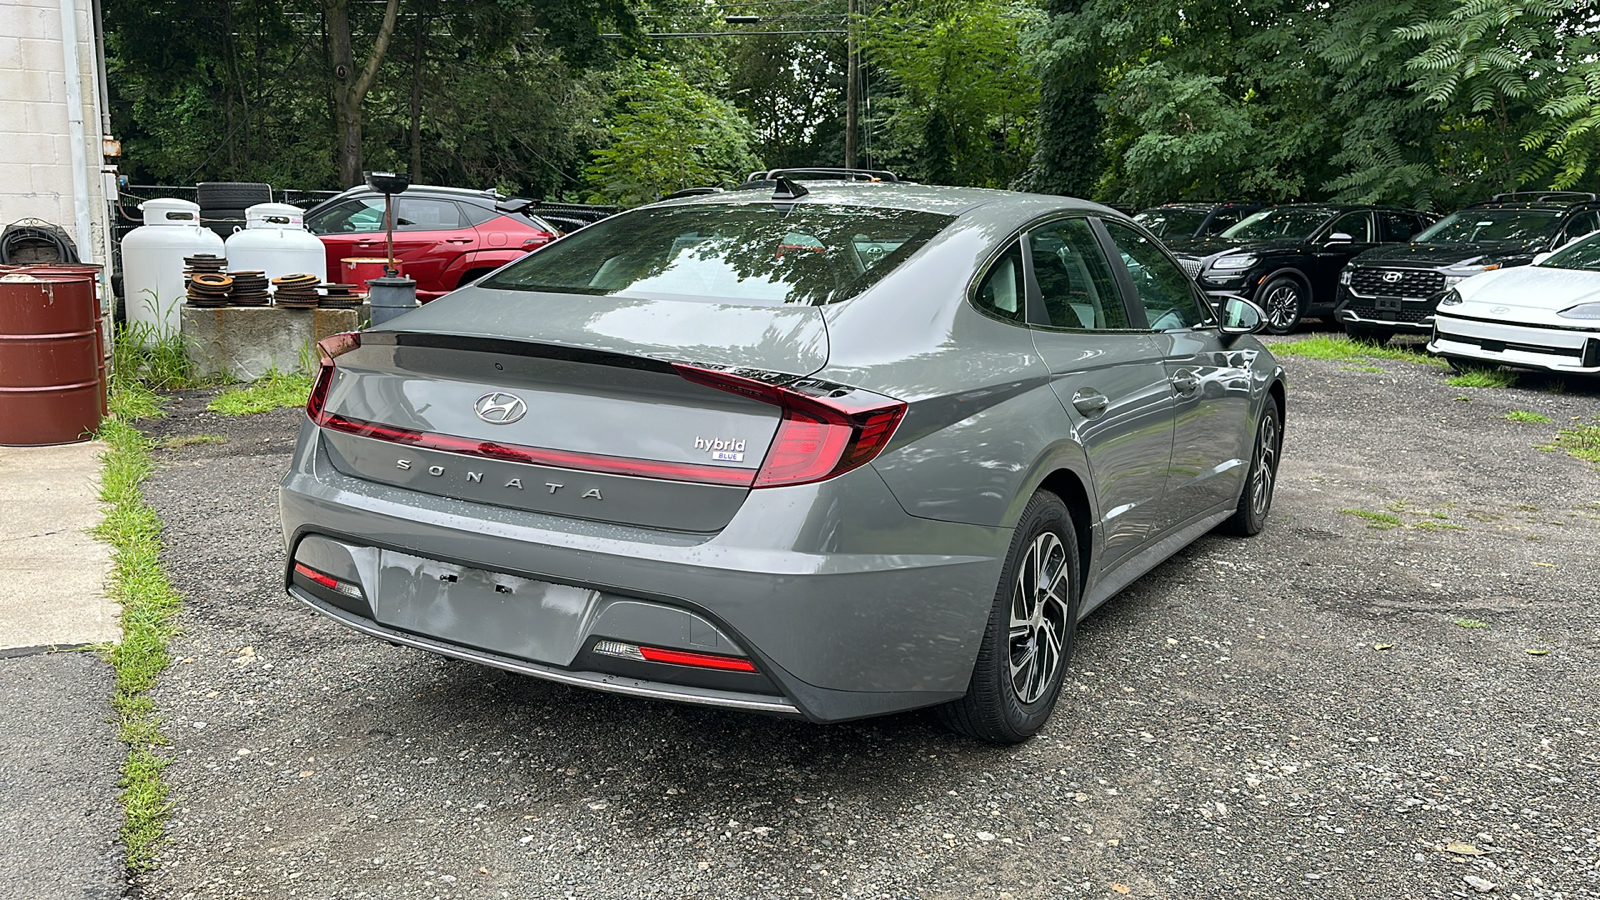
[1428,314,1600,374]
[279,421,1009,722]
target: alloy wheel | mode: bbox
[1250,413,1279,518]
[1262,283,1300,330]
[1008,532,1071,704]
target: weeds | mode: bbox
[1505,410,1550,424]
[1453,618,1490,629]
[207,368,313,416]
[1445,368,1518,389]
[1276,335,1446,367]
[94,414,182,870]
[1550,421,1600,464]
[1341,508,1402,530]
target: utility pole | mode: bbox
[845,0,858,169]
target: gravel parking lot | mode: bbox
[135,337,1600,900]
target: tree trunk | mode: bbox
[322,0,401,187]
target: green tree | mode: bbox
[583,62,759,204]
[864,0,1038,187]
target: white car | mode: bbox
[1429,231,1600,375]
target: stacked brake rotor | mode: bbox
[318,283,361,309]
[271,273,321,309]
[186,273,232,307]
[228,270,271,306]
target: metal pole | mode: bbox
[384,192,396,276]
[845,0,859,170]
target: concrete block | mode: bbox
[181,305,360,382]
[0,36,23,71]
[19,37,62,73]
[0,162,30,192]
[1,69,52,104]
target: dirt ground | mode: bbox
[133,335,1600,899]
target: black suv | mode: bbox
[1167,204,1434,334]
[1334,192,1600,342]
[1134,201,1267,240]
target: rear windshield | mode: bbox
[1413,208,1561,244]
[482,203,953,305]
[1134,208,1207,238]
[1222,207,1337,240]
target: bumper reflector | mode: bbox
[593,639,757,672]
[293,562,363,599]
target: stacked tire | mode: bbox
[196,182,273,241]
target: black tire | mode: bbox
[1258,276,1307,335]
[1444,355,1484,374]
[938,491,1081,744]
[1344,324,1391,346]
[196,182,272,209]
[1221,400,1282,537]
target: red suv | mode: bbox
[304,186,559,301]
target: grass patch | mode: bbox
[207,369,313,416]
[1550,422,1600,464]
[1453,618,1490,629]
[1276,335,1445,367]
[158,433,228,449]
[1505,410,1550,424]
[94,412,182,870]
[1411,520,1466,531]
[1445,368,1518,389]
[1341,508,1402,530]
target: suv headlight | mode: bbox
[1557,302,1600,319]
[1439,288,1463,306]
[1441,264,1499,288]
[1211,254,1256,271]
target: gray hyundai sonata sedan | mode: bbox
[280,179,1285,742]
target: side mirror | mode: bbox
[1324,232,1354,245]
[1218,295,1266,336]
[1532,251,1554,265]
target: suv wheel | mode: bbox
[938,491,1080,744]
[1259,276,1307,335]
[1220,401,1282,537]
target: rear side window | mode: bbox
[395,198,466,231]
[1379,212,1420,242]
[972,241,1026,322]
[484,204,953,306]
[1027,219,1128,329]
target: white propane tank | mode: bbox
[224,203,328,292]
[121,198,223,340]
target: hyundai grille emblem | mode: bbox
[474,392,527,424]
[1381,271,1403,283]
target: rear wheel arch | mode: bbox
[1036,469,1094,600]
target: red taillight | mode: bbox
[292,562,363,599]
[672,364,906,488]
[306,332,362,423]
[593,639,758,672]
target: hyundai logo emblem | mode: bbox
[474,392,527,424]
[1381,271,1403,283]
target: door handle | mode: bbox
[1170,370,1200,395]
[1071,389,1109,418]
[446,238,473,244]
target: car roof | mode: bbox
[325,184,508,209]
[650,181,1123,222]
[1461,200,1599,212]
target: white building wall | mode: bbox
[0,0,110,266]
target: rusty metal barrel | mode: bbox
[0,270,106,445]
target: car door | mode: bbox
[1098,219,1256,528]
[305,197,387,283]
[1307,210,1377,307]
[1016,218,1176,572]
[369,197,477,297]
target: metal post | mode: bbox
[383,192,396,276]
